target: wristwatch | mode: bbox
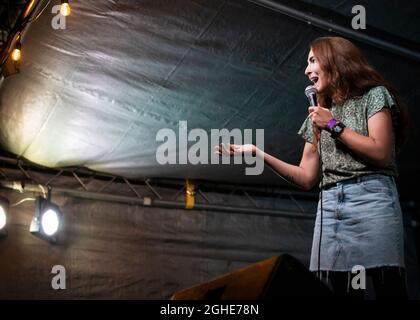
[330,121,346,139]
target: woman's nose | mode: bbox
[305,65,311,76]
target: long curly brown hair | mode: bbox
[310,36,409,153]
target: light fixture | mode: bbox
[0,196,9,238]
[30,195,63,243]
[11,41,22,62]
[60,0,71,16]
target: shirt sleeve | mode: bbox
[297,115,314,144]
[366,86,399,120]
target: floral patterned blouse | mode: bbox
[298,86,399,188]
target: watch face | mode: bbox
[330,122,344,138]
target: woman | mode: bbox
[216,36,409,299]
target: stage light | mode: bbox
[60,0,71,16]
[0,207,6,230]
[41,208,60,236]
[30,196,63,243]
[0,197,9,238]
[11,41,21,62]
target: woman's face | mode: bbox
[305,49,328,94]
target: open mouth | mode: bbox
[310,76,319,84]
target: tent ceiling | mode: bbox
[0,0,419,197]
[298,0,420,44]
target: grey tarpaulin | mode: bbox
[0,0,419,196]
[0,0,419,299]
[0,168,316,299]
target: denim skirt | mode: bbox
[310,174,405,272]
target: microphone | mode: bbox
[305,85,318,106]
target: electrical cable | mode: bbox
[28,0,52,23]
[10,197,36,207]
[38,184,47,198]
[0,0,51,70]
[264,131,323,278]
[318,132,323,278]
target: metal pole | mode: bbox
[0,154,319,199]
[0,181,314,220]
[248,0,420,61]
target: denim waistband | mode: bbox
[322,173,394,190]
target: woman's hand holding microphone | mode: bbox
[308,106,333,140]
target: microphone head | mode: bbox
[305,85,317,98]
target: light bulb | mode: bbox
[0,206,6,230]
[60,1,71,16]
[41,209,59,236]
[11,48,21,62]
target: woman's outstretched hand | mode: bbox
[214,143,256,156]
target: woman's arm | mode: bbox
[262,142,320,190]
[337,110,392,166]
[217,142,320,190]
[309,106,393,167]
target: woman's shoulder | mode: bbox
[344,86,392,106]
[362,86,398,118]
[363,85,395,101]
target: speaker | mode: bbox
[171,254,333,299]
